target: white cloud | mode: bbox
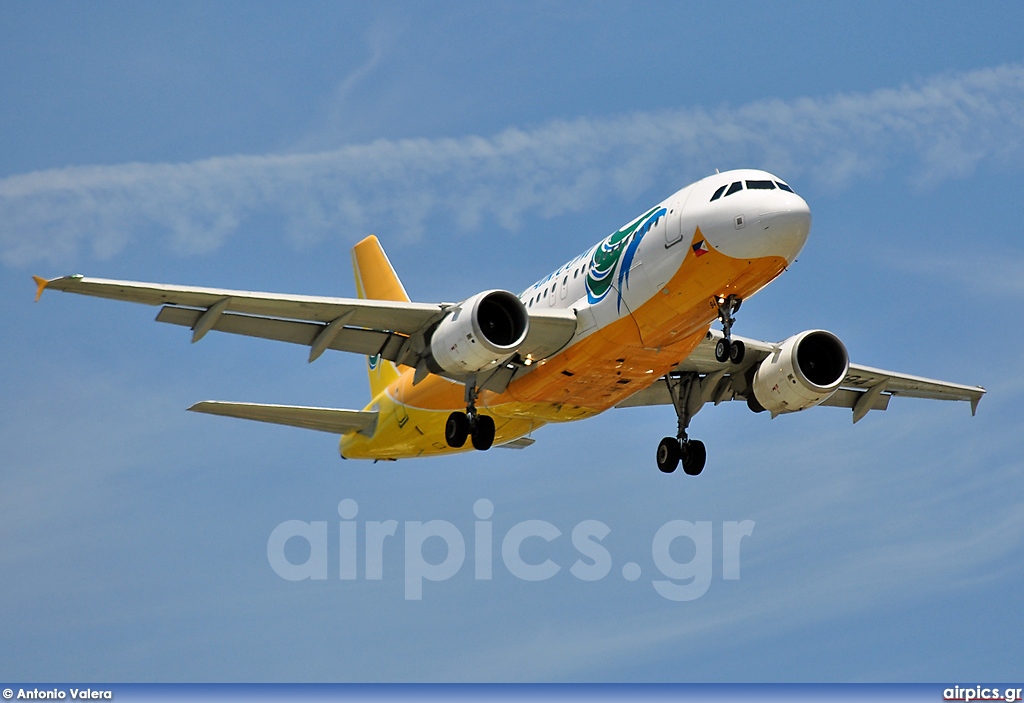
[3,64,1024,266]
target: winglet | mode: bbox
[970,393,983,417]
[32,276,50,302]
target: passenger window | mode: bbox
[710,184,727,201]
[725,181,743,196]
[745,180,776,190]
[543,290,548,299]
[776,181,795,193]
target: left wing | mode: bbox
[33,275,578,379]
[618,329,985,422]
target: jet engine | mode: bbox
[749,330,849,414]
[426,290,530,375]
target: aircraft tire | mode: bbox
[729,339,745,364]
[445,412,470,448]
[471,414,496,451]
[715,338,731,363]
[682,440,706,476]
[657,437,680,473]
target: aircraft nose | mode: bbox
[757,194,811,263]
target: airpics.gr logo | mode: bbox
[267,498,756,602]
[586,206,667,310]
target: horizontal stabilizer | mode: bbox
[188,401,377,435]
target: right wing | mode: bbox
[34,275,578,375]
[618,329,985,422]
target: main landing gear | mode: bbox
[657,295,747,473]
[445,378,496,451]
[713,294,745,364]
[656,373,707,476]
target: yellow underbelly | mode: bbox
[341,241,787,460]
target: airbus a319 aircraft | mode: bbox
[33,169,985,474]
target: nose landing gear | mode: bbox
[713,295,745,364]
[656,373,707,476]
[445,377,496,451]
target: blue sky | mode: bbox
[2,1,1023,682]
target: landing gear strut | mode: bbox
[713,294,745,364]
[445,377,496,451]
[656,373,707,476]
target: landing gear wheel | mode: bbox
[729,339,745,364]
[682,440,707,476]
[715,338,732,363]
[657,437,680,473]
[714,294,743,365]
[470,414,496,451]
[445,412,470,448]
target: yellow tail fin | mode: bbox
[351,235,407,399]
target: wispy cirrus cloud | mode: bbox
[3,64,1024,266]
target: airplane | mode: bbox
[32,168,986,474]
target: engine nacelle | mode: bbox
[427,290,530,375]
[750,330,849,415]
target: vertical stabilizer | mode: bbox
[351,235,407,399]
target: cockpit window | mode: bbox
[745,180,776,190]
[724,181,743,197]
[710,184,727,202]
[775,181,795,193]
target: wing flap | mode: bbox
[819,388,891,411]
[496,437,536,450]
[156,306,408,360]
[617,381,893,411]
[188,401,377,435]
[616,382,673,408]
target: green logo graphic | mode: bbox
[586,206,666,309]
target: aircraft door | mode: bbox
[665,188,693,247]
